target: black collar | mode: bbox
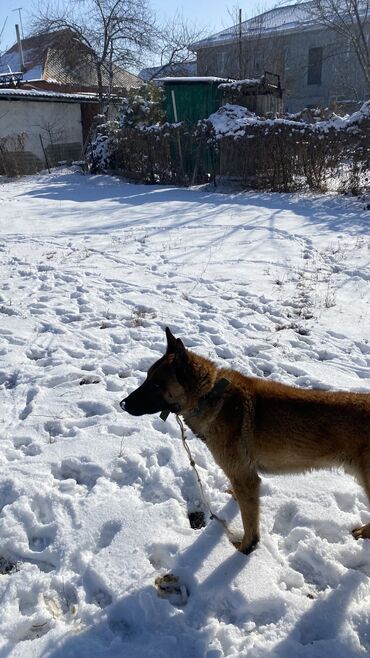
[160,378,230,422]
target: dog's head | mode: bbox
[120,327,214,417]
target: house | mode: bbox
[192,2,370,113]
[0,29,140,95]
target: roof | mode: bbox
[0,29,140,89]
[155,76,230,85]
[0,87,99,102]
[192,2,317,49]
[0,31,70,81]
[139,61,197,82]
[219,74,282,99]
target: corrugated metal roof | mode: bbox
[0,30,140,89]
[0,88,99,102]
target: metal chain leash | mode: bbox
[175,414,234,541]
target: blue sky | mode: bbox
[0,0,278,53]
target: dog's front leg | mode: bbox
[230,470,261,554]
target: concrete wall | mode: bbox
[0,98,83,174]
[283,28,368,112]
[196,27,369,112]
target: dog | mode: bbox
[121,327,370,554]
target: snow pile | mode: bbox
[219,78,262,90]
[0,170,370,657]
[207,103,258,138]
[207,101,370,138]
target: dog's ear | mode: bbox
[166,328,188,362]
[173,337,191,386]
[165,328,189,384]
[165,327,178,354]
[174,337,187,362]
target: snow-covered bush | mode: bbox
[88,85,166,174]
[119,84,165,128]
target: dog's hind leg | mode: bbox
[352,461,370,541]
[230,469,261,554]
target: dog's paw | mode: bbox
[232,535,259,555]
[154,573,188,605]
[352,524,370,540]
[225,487,237,501]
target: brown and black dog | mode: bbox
[121,327,370,554]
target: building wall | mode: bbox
[283,28,368,112]
[0,99,83,174]
[196,27,369,112]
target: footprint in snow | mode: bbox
[96,520,122,551]
[12,436,41,457]
[19,386,39,421]
[77,401,111,417]
[83,565,113,608]
[79,375,101,386]
[53,457,105,489]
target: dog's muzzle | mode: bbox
[120,398,126,411]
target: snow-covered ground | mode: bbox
[0,170,370,657]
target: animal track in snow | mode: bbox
[0,495,59,573]
[83,565,113,608]
[96,520,121,551]
[52,457,105,489]
[19,386,39,421]
[77,401,112,417]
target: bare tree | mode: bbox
[31,0,155,103]
[308,0,370,88]
[150,11,205,79]
[206,5,287,81]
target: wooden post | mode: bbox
[238,8,243,79]
[171,89,185,182]
[39,134,51,173]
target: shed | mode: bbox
[156,77,229,125]
[0,88,100,175]
[219,72,283,115]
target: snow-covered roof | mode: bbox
[192,1,317,49]
[0,31,140,89]
[0,49,43,81]
[219,78,264,89]
[139,61,197,82]
[0,87,99,102]
[155,76,230,84]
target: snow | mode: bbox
[192,2,316,49]
[0,50,43,81]
[157,77,229,84]
[206,101,370,137]
[0,169,370,657]
[0,88,98,102]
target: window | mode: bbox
[307,47,323,85]
[216,51,227,75]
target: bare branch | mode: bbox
[308,0,370,87]
[156,11,206,67]
[30,0,156,103]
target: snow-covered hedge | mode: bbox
[89,95,370,192]
[200,102,370,192]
